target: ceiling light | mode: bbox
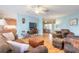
[35,10,40,14]
[29,5,48,14]
[34,6,45,14]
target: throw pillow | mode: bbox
[2,32,15,41]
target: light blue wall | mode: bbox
[37,16,43,35]
[16,15,30,39]
[55,13,79,35]
[16,15,43,38]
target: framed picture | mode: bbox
[22,18,25,24]
[69,18,78,26]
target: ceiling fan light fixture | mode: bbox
[35,10,40,14]
[34,6,48,14]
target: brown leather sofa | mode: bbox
[52,29,74,49]
[64,36,79,53]
[61,29,70,38]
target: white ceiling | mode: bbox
[0,5,79,19]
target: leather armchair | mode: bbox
[61,29,70,38]
[52,29,74,49]
[53,38,64,49]
[52,31,64,49]
[53,31,63,38]
[64,37,79,53]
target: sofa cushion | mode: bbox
[2,32,15,41]
[7,40,29,53]
[0,34,11,53]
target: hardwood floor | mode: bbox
[17,33,64,53]
[43,34,64,53]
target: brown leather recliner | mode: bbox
[64,36,79,53]
[52,29,74,49]
[53,31,63,38]
[61,29,70,38]
[53,31,64,49]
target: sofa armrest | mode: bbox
[64,41,71,44]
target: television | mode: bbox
[29,22,37,30]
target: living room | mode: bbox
[0,5,79,53]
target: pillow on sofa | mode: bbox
[2,32,15,41]
[0,34,11,53]
[7,40,29,53]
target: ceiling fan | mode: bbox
[28,5,49,14]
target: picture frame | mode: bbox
[69,18,78,26]
[22,18,25,24]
